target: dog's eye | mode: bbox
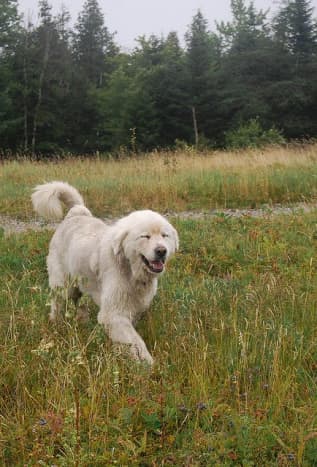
[140,234,150,239]
[162,233,169,238]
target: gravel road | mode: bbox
[1,202,316,236]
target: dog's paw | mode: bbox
[76,305,90,323]
[130,344,154,365]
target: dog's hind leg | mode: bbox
[68,285,90,322]
[49,287,65,321]
[68,285,82,306]
[47,254,66,321]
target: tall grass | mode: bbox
[2,144,317,218]
[1,211,317,464]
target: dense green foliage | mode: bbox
[1,0,317,155]
[224,118,286,149]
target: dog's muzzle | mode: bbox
[141,246,167,274]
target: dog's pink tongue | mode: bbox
[150,260,164,272]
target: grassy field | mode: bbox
[2,144,317,219]
[1,147,317,465]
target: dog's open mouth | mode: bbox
[141,255,165,273]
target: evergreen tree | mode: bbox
[36,3,74,152]
[217,0,269,52]
[0,0,20,52]
[112,36,163,150]
[185,10,220,145]
[25,1,74,153]
[149,32,191,147]
[0,0,21,150]
[95,33,189,152]
[94,55,135,151]
[8,1,75,153]
[270,0,317,137]
[30,0,54,153]
[130,33,190,149]
[214,0,278,140]
[67,0,119,152]
[273,0,316,60]
[72,0,118,86]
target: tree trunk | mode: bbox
[192,106,199,147]
[31,30,50,155]
[23,31,29,153]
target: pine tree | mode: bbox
[73,0,118,86]
[185,10,220,145]
[150,32,191,146]
[214,0,278,141]
[268,0,317,138]
[8,1,75,153]
[217,0,269,52]
[273,0,317,61]
[95,33,189,152]
[65,0,119,152]
[30,0,54,153]
[129,34,188,149]
[0,0,20,53]
[0,0,21,150]
[37,3,74,152]
[117,36,163,150]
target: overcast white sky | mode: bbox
[18,0,317,49]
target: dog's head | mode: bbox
[112,210,179,279]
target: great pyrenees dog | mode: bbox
[32,181,179,364]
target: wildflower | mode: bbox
[231,375,238,384]
[196,402,207,411]
[31,338,54,355]
[28,286,41,293]
[178,404,189,413]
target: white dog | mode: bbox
[32,181,178,364]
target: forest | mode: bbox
[1,0,317,156]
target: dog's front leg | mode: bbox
[99,313,154,365]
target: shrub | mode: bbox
[225,118,286,149]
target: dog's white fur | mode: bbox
[32,181,178,364]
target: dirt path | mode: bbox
[1,201,316,236]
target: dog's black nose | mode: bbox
[155,246,167,259]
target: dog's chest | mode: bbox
[128,280,157,320]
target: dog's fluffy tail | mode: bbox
[32,181,85,220]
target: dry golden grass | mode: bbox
[1,143,317,219]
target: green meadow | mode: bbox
[1,146,317,465]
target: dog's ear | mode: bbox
[112,227,129,256]
[170,226,179,253]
